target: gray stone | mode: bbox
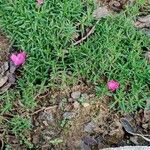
[130,136,139,145]
[9,61,16,73]
[73,101,80,109]
[68,98,74,103]
[142,123,149,129]
[93,6,111,20]
[84,121,97,133]
[42,130,56,141]
[71,91,81,99]
[0,62,9,75]
[38,112,54,124]
[83,136,97,146]
[102,146,150,150]
[63,112,76,119]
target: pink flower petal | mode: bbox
[10,52,26,66]
[37,0,44,5]
[107,80,120,92]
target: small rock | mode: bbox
[81,93,89,100]
[142,123,149,130]
[73,101,80,109]
[0,76,8,87]
[63,112,76,119]
[9,61,17,73]
[0,62,9,75]
[3,62,9,71]
[71,91,81,99]
[130,136,139,145]
[82,103,90,108]
[109,1,122,12]
[93,6,111,20]
[82,136,97,146]
[38,112,54,124]
[84,121,97,133]
[42,129,60,142]
[68,98,74,103]
[8,74,16,84]
[43,121,49,126]
[143,110,150,122]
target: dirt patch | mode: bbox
[29,83,150,150]
[0,30,11,62]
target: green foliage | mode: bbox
[0,92,14,114]
[10,115,31,135]
[9,116,33,148]
[49,138,63,145]
[0,0,149,114]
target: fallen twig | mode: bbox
[31,105,57,115]
[73,20,100,46]
[31,107,46,115]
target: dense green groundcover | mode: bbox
[0,1,150,138]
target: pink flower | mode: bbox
[10,52,26,66]
[107,80,120,92]
[37,0,44,5]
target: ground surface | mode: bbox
[0,0,150,149]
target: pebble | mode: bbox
[38,112,54,124]
[71,91,81,99]
[84,121,97,133]
[68,98,74,103]
[9,62,17,73]
[130,136,139,145]
[82,103,90,108]
[82,136,97,146]
[0,62,9,75]
[0,76,8,87]
[142,123,149,130]
[73,101,80,109]
[63,112,76,119]
[81,93,89,100]
[42,130,59,142]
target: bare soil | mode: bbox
[0,31,10,62]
